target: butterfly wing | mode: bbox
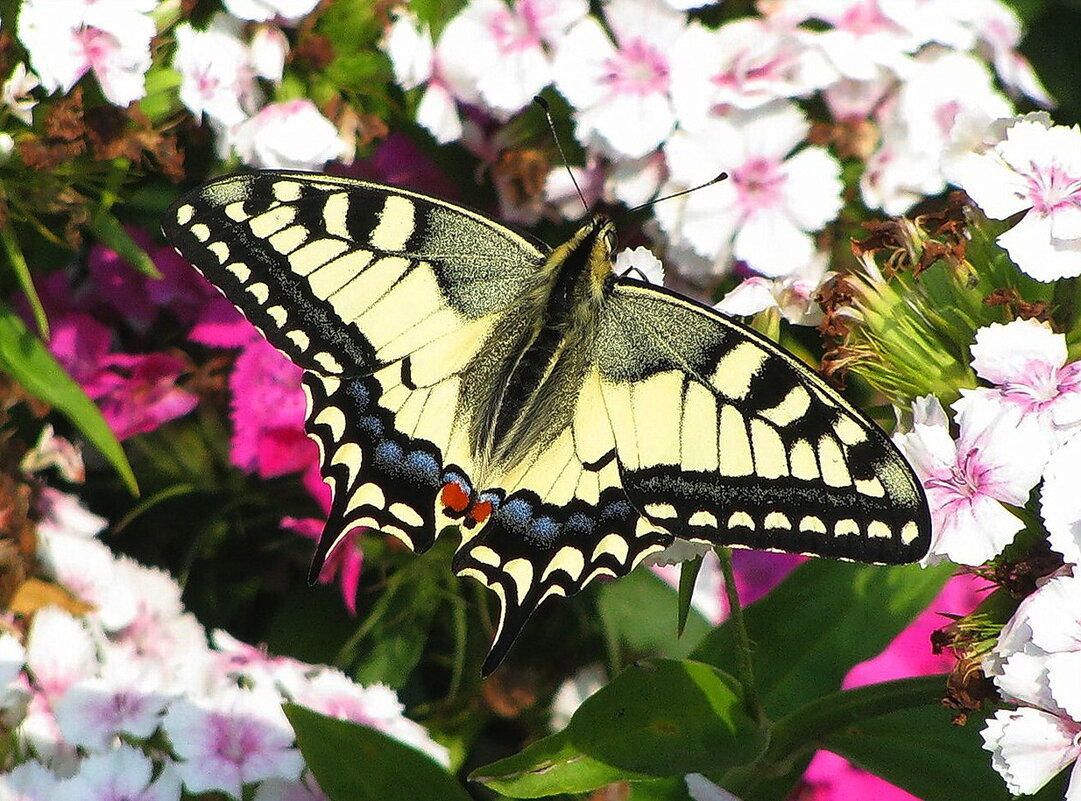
[595,278,931,562]
[164,171,546,565]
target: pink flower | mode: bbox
[162,686,304,798]
[290,670,450,765]
[281,517,363,615]
[229,338,317,479]
[173,14,260,127]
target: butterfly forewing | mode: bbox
[598,280,930,563]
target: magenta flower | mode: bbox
[228,338,316,479]
[282,517,362,615]
[162,687,304,798]
[94,352,199,441]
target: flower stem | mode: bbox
[716,546,763,725]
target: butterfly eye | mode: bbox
[604,227,618,255]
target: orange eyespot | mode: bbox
[468,499,493,525]
[440,482,470,514]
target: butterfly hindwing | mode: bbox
[597,279,931,563]
[453,367,674,673]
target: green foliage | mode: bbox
[0,300,137,494]
[286,704,473,801]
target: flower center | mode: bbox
[603,38,668,96]
[1025,164,1081,216]
[488,8,535,54]
[733,157,785,215]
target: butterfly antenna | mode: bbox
[534,96,591,219]
[623,172,729,217]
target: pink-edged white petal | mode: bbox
[983,707,1081,796]
[716,278,777,317]
[231,99,348,170]
[223,0,318,23]
[1042,433,1081,564]
[733,207,816,279]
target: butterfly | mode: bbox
[163,170,931,675]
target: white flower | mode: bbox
[655,102,842,277]
[715,253,828,326]
[16,0,155,107]
[670,17,835,130]
[223,0,319,23]
[779,0,917,81]
[946,114,1081,282]
[439,0,586,117]
[250,25,289,82]
[982,573,1081,797]
[552,0,686,158]
[0,761,61,801]
[1042,433,1081,565]
[982,707,1081,797]
[231,99,348,170]
[54,655,171,751]
[860,48,1011,215]
[56,745,181,801]
[957,319,1081,448]
[1,63,41,126]
[24,608,99,705]
[949,0,1053,106]
[173,14,260,128]
[893,396,1043,566]
[614,246,664,285]
[290,669,450,766]
[162,686,304,798]
[550,664,606,730]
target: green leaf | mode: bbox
[285,704,471,801]
[692,560,954,719]
[597,570,710,659]
[0,224,48,338]
[0,301,137,494]
[677,556,703,637]
[472,659,765,798]
[824,703,1012,801]
[339,534,455,688]
[87,211,161,279]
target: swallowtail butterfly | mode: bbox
[163,171,931,674]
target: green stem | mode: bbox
[715,546,763,725]
[0,224,48,339]
[724,674,948,795]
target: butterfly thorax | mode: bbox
[473,218,615,475]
